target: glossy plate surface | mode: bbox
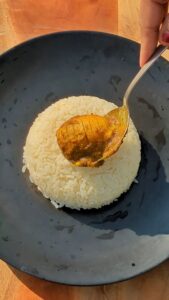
[0,31,169,285]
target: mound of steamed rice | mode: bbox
[22,96,141,210]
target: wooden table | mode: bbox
[0,1,169,299]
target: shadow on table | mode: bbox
[9,259,169,300]
[10,266,103,300]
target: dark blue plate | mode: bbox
[0,31,169,285]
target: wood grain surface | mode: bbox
[0,0,169,299]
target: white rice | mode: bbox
[23,96,141,210]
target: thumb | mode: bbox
[159,13,169,45]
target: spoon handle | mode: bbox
[123,45,168,106]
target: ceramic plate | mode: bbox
[0,31,169,285]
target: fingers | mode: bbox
[140,0,168,67]
[159,13,169,44]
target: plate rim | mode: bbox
[0,30,169,285]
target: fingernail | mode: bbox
[162,32,169,43]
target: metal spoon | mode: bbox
[123,45,168,106]
[57,45,168,167]
[102,45,168,162]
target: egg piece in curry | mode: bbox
[56,105,129,167]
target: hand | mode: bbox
[140,0,169,67]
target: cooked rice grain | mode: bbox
[23,96,141,209]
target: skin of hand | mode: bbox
[140,0,169,67]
